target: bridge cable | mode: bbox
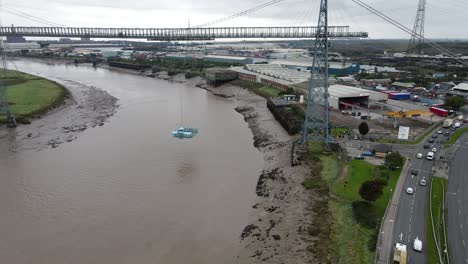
[351,0,467,66]
[0,3,65,27]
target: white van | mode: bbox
[413,237,423,252]
[427,152,434,160]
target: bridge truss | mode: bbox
[0,26,368,40]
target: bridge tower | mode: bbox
[302,0,330,144]
[407,0,426,57]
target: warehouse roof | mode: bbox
[272,59,355,69]
[453,83,468,92]
[204,55,250,61]
[393,82,415,88]
[244,64,310,83]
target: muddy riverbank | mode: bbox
[1,58,320,263]
[0,71,118,154]
[197,83,321,263]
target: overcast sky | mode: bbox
[0,0,467,39]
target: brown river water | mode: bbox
[0,60,263,264]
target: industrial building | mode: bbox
[271,59,360,75]
[204,55,253,65]
[4,42,40,51]
[292,82,388,109]
[230,64,308,91]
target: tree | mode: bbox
[358,122,370,136]
[445,96,465,111]
[359,179,387,202]
[384,152,404,170]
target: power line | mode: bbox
[0,3,65,27]
[194,0,286,28]
[351,0,467,66]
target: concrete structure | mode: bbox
[230,65,305,91]
[204,55,252,65]
[205,68,238,86]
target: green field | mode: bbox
[426,177,449,264]
[0,70,66,121]
[325,158,402,263]
[257,86,282,97]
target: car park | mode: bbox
[406,187,414,194]
[427,151,434,160]
[417,153,423,159]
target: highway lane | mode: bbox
[447,133,468,264]
[391,133,446,263]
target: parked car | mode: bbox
[417,153,423,159]
[444,132,450,136]
[411,169,419,176]
[432,148,437,153]
[455,122,462,128]
[354,155,364,160]
[423,144,430,149]
[406,187,414,194]
[361,151,373,157]
[432,134,438,138]
[428,139,435,143]
[437,130,443,134]
[427,151,435,160]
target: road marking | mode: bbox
[448,192,457,195]
[463,240,466,247]
[461,224,464,231]
[399,233,403,241]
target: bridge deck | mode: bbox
[0,26,368,40]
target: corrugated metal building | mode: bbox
[272,60,360,75]
[204,55,253,65]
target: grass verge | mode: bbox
[426,177,449,264]
[302,142,402,263]
[444,127,468,146]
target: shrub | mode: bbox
[359,179,387,202]
[352,200,377,228]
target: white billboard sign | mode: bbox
[398,126,410,140]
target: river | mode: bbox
[0,60,263,264]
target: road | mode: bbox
[390,130,449,263]
[447,133,468,264]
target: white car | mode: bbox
[420,178,427,186]
[432,148,437,153]
[455,122,461,128]
[413,237,423,252]
[406,187,414,194]
[427,151,434,160]
[437,130,443,134]
[417,153,423,159]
